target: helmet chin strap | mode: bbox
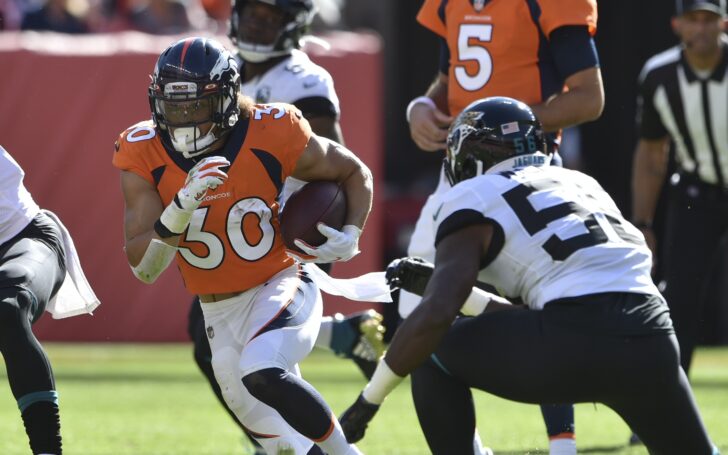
[236,46,289,63]
[171,126,218,159]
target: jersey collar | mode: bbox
[485,152,552,175]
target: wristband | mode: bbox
[362,358,404,405]
[131,238,177,284]
[159,198,194,235]
[406,96,437,123]
[461,287,511,316]
[461,287,493,316]
[154,219,178,239]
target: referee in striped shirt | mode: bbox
[632,0,728,377]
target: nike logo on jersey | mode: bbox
[302,80,319,89]
[433,203,444,221]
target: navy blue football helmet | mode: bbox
[148,37,240,158]
[444,96,546,185]
[229,0,315,63]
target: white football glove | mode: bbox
[157,156,230,236]
[177,156,230,210]
[290,224,361,263]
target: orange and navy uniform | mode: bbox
[417,0,598,116]
[112,103,311,295]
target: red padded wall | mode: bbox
[0,31,383,341]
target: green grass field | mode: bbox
[1,344,726,454]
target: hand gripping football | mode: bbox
[279,181,347,254]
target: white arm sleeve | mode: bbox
[131,239,177,284]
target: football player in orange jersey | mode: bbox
[185,3,385,452]
[113,37,371,455]
[398,1,605,454]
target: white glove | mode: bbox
[291,224,361,263]
[177,156,230,210]
[157,156,229,236]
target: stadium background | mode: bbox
[0,0,726,344]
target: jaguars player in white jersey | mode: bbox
[338,97,720,455]
[185,1,385,451]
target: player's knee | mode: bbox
[242,367,286,403]
[0,288,33,328]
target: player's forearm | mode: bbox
[531,71,604,132]
[385,259,473,376]
[631,139,669,224]
[423,73,450,114]
[125,230,178,284]
[340,162,373,230]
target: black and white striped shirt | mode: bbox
[638,40,728,188]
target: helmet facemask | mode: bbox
[148,38,241,159]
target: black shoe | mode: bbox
[629,432,643,445]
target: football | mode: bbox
[279,181,347,254]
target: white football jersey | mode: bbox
[239,49,340,114]
[434,159,661,310]
[0,146,40,245]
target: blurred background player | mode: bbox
[113,36,371,454]
[340,96,719,455]
[400,1,605,453]
[0,145,99,455]
[185,2,385,450]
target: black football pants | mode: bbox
[661,176,728,373]
[0,215,65,401]
[410,293,714,455]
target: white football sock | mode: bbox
[549,437,576,455]
[315,316,334,350]
[316,416,352,455]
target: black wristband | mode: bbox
[154,219,180,239]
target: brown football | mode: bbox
[279,181,347,254]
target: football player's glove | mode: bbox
[385,256,434,296]
[157,156,230,237]
[178,156,230,210]
[292,224,361,263]
[339,393,380,443]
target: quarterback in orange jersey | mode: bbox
[112,37,371,455]
[410,0,602,150]
[397,1,605,454]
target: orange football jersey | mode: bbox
[112,103,311,294]
[417,0,597,116]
